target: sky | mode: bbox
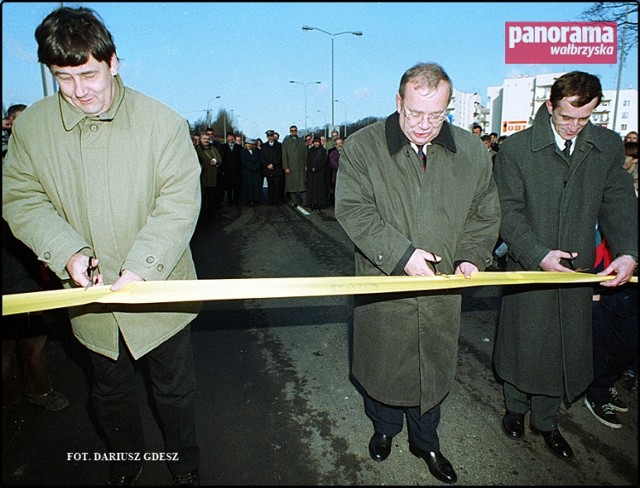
[2,1,638,138]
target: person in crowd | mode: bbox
[334,62,500,485]
[261,130,284,205]
[220,132,243,207]
[2,7,202,485]
[481,134,498,164]
[583,218,637,429]
[304,134,313,149]
[305,136,329,210]
[3,134,70,415]
[2,104,27,150]
[328,137,343,205]
[240,138,262,207]
[493,71,637,461]
[282,125,307,206]
[205,127,222,149]
[489,132,500,152]
[623,131,637,143]
[623,141,638,194]
[471,124,483,137]
[196,131,222,219]
[192,133,201,148]
[273,131,280,142]
[325,129,340,151]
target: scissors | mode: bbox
[84,256,95,290]
[564,255,590,273]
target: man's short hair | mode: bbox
[550,71,602,109]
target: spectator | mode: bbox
[306,136,329,210]
[335,62,500,485]
[328,137,343,204]
[2,104,27,151]
[471,124,483,137]
[325,129,340,151]
[623,131,637,143]
[493,71,637,461]
[240,138,262,207]
[261,130,284,205]
[220,132,243,206]
[2,7,202,485]
[196,131,222,219]
[282,125,307,206]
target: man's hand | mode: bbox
[454,261,478,279]
[404,249,441,276]
[66,252,103,288]
[598,255,637,287]
[539,250,577,272]
[111,269,144,291]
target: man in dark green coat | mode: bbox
[493,71,638,461]
[335,63,500,484]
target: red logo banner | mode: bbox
[505,22,617,64]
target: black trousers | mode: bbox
[364,392,442,452]
[89,325,199,477]
[588,286,638,404]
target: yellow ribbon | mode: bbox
[3,272,635,316]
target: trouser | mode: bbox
[503,381,561,431]
[588,287,638,404]
[89,325,199,477]
[2,312,52,405]
[266,175,284,204]
[364,393,442,452]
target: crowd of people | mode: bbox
[190,125,345,217]
[2,6,637,487]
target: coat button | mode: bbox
[146,256,155,264]
[376,254,383,262]
[90,124,98,132]
[44,252,51,259]
[156,264,164,272]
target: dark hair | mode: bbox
[6,104,27,118]
[625,141,638,159]
[35,7,116,67]
[549,71,602,109]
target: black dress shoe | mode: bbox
[173,469,200,486]
[107,466,142,486]
[368,432,393,462]
[530,424,574,460]
[502,411,525,439]
[410,446,457,484]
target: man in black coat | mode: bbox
[260,130,284,205]
[220,132,243,206]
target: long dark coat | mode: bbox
[241,147,263,204]
[335,113,501,413]
[306,145,329,207]
[493,104,638,403]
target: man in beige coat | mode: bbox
[2,7,201,486]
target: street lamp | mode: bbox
[334,99,347,138]
[302,25,362,129]
[316,110,327,139]
[205,95,221,126]
[290,80,321,134]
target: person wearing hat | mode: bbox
[306,136,329,210]
[241,138,262,206]
[261,130,284,205]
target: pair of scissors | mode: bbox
[564,255,590,273]
[84,256,95,290]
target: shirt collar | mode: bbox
[60,74,125,130]
[549,116,575,154]
[385,111,456,157]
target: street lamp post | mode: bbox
[290,80,321,134]
[316,110,327,139]
[334,99,347,137]
[206,95,221,127]
[302,25,362,130]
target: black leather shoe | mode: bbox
[107,466,142,486]
[530,425,574,460]
[410,446,457,484]
[368,432,393,462]
[502,410,525,439]
[173,469,200,486]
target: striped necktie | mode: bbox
[417,145,426,171]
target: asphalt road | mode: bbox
[2,201,637,486]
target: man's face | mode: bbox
[331,131,339,140]
[396,79,449,145]
[51,54,118,116]
[200,134,210,147]
[289,127,298,138]
[546,96,599,141]
[227,134,235,144]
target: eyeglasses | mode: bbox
[402,105,447,126]
[290,129,298,132]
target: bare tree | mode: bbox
[581,2,638,59]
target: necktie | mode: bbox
[417,145,426,171]
[563,140,572,159]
